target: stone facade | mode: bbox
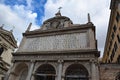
[4,1,120,80]
[5,11,100,80]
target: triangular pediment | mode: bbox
[0,28,17,48]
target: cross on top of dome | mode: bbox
[55,7,62,17]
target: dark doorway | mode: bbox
[65,64,89,80]
[35,64,56,80]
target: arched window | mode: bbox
[115,72,120,80]
[35,64,56,80]
[65,64,89,80]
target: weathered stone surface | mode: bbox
[6,12,100,80]
[99,63,120,80]
[18,33,88,52]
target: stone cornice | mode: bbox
[23,23,95,38]
[13,49,100,57]
[12,50,100,62]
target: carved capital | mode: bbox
[58,59,64,63]
[89,59,95,63]
[30,60,35,63]
[89,59,98,65]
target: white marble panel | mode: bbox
[19,33,88,51]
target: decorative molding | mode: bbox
[12,53,96,61]
[23,23,94,37]
[58,60,64,63]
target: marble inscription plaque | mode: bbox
[20,33,87,51]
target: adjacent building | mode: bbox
[0,25,17,80]
[101,0,120,80]
[102,0,120,63]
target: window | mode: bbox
[117,55,120,64]
[116,12,120,22]
[117,34,120,43]
[65,64,89,80]
[111,32,114,40]
[107,52,109,56]
[108,60,111,63]
[110,49,115,62]
[109,40,112,50]
[35,64,56,80]
[0,47,4,56]
[113,25,117,32]
[114,42,118,52]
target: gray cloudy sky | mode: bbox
[0,0,111,57]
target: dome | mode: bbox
[41,10,73,30]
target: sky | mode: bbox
[0,0,111,57]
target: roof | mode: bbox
[0,27,17,48]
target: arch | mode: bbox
[19,68,28,80]
[115,72,120,80]
[35,64,56,80]
[65,64,89,80]
[13,63,28,80]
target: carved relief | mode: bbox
[51,21,60,28]
[41,16,73,30]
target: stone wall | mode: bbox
[18,32,89,52]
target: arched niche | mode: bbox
[65,64,89,80]
[35,64,56,80]
[13,63,28,80]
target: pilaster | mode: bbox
[57,60,63,80]
[26,60,35,80]
[90,59,99,80]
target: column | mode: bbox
[57,60,63,80]
[95,63,100,80]
[26,60,35,80]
